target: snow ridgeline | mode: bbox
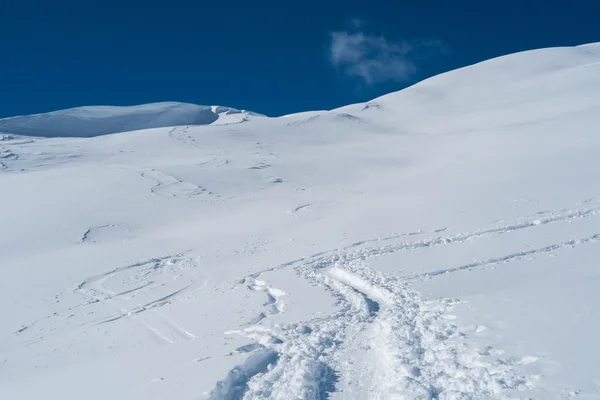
[0,102,264,138]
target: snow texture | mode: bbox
[2,43,600,400]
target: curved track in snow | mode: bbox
[210,204,600,399]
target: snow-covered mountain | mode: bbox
[2,43,600,400]
[0,102,263,138]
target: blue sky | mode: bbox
[1,0,598,118]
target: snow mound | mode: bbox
[337,43,600,133]
[0,102,264,138]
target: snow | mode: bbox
[0,102,264,138]
[1,43,600,399]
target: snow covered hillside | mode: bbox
[0,102,263,138]
[1,43,600,399]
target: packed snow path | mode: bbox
[209,204,600,399]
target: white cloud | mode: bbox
[329,29,442,85]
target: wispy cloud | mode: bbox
[328,25,444,85]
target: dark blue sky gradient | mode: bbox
[1,0,598,117]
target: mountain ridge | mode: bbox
[0,102,264,138]
[2,42,599,139]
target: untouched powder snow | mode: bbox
[0,102,264,138]
[1,43,600,399]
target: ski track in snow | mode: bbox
[79,224,132,244]
[0,147,18,160]
[168,126,195,146]
[15,255,205,346]
[0,146,18,170]
[140,169,216,200]
[210,203,600,399]
[413,233,600,280]
[75,255,201,343]
[243,278,286,325]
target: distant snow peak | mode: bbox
[0,102,265,138]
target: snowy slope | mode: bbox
[1,43,600,400]
[0,102,263,138]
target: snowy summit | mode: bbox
[0,102,264,138]
[2,43,600,400]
